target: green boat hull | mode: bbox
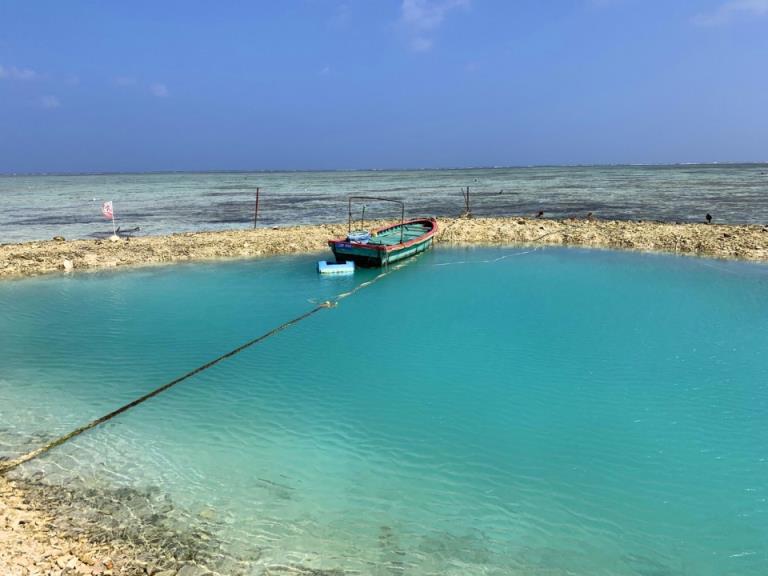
[328,218,438,268]
[331,237,434,267]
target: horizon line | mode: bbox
[2,160,768,178]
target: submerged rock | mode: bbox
[0,474,244,576]
[177,564,213,576]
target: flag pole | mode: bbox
[102,200,118,240]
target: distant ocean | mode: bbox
[1,164,767,243]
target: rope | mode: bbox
[308,254,416,305]
[0,302,338,475]
[0,259,421,475]
[4,225,568,475]
[434,222,580,267]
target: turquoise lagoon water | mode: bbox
[1,248,768,574]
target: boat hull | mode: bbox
[328,218,437,268]
[330,237,434,267]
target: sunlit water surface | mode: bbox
[1,248,767,575]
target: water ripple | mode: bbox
[1,248,767,574]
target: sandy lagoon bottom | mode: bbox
[1,247,767,575]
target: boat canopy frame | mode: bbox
[347,196,405,243]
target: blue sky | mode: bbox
[1,0,767,172]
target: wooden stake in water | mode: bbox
[253,187,260,228]
[461,186,471,216]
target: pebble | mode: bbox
[0,476,231,576]
[176,565,213,576]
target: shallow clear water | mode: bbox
[2,248,768,575]
[1,164,767,243]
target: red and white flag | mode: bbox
[101,201,114,220]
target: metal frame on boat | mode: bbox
[327,197,438,267]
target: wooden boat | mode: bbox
[328,197,438,267]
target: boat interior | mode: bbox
[365,222,433,246]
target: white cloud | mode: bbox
[400,0,470,51]
[0,64,39,81]
[150,83,169,97]
[116,78,170,97]
[328,2,351,29]
[401,0,469,30]
[39,95,61,109]
[410,37,434,52]
[693,0,768,26]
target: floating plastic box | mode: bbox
[317,261,355,275]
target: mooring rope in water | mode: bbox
[313,256,415,303]
[0,303,333,475]
[0,260,416,476]
[433,224,578,267]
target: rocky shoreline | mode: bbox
[1,217,768,279]
[0,474,228,576]
[1,432,339,576]
[1,471,346,576]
